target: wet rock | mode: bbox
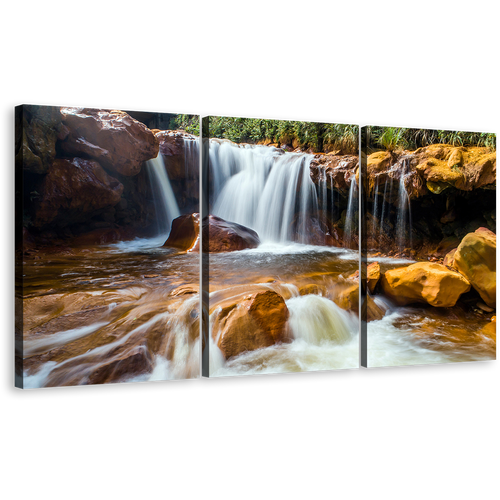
[86,345,153,385]
[213,290,289,359]
[60,107,159,176]
[202,215,260,253]
[453,228,496,308]
[299,284,327,296]
[380,262,471,307]
[34,158,124,227]
[309,154,359,195]
[334,283,385,321]
[164,213,200,252]
[155,130,198,180]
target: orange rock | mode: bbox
[367,262,381,293]
[454,228,496,308]
[334,283,385,321]
[164,213,200,252]
[212,290,289,359]
[380,262,470,307]
[443,248,457,269]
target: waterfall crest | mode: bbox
[209,140,319,243]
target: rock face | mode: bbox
[60,107,159,176]
[414,145,496,192]
[213,290,289,359]
[164,213,200,251]
[16,105,63,174]
[203,215,260,252]
[453,228,496,308]
[380,262,471,307]
[34,158,124,227]
[309,154,359,195]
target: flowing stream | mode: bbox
[20,136,494,386]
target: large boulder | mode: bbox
[203,215,260,252]
[380,262,471,307]
[453,228,496,308]
[367,262,381,293]
[212,290,289,359]
[164,213,200,251]
[34,158,124,227]
[59,107,159,176]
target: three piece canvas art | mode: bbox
[15,105,497,388]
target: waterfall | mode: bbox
[371,176,380,244]
[209,140,319,244]
[146,153,181,236]
[396,158,412,253]
[343,175,358,248]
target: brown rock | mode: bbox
[380,262,471,307]
[454,228,496,307]
[213,290,289,359]
[86,345,153,385]
[60,107,159,176]
[34,158,123,227]
[202,215,260,253]
[164,213,200,252]
[299,284,327,296]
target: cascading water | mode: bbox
[146,153,181,236]
[209,140,318,244]
[343,175,358,248]
[396,158,412,253]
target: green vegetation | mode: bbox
[203,117,358,154]
[367,127,496,152]
[171,118,495,154]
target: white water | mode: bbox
[343,175,358,248]
[146,153,180,236]
[209,293,359,377]
[396,158,412,253]
[209,140,318,243]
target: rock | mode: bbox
[34,158,124,227]
[309,154,358,195]
[415,145,496,191]
[479,322,498,343]
[334,283,385,321]
[202,215,260,252]
[443,248,457,269]
[453,228,496,308]
[380,262,471,307]
[16,106,63,174]
[155,130,198,180]
[299,284,327,296]
[60,107,159,176]
[367,262,380,293]
[213,290,289,359]
[86,345,153,385]
[477,302,494,313]
[164,213,200,252]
